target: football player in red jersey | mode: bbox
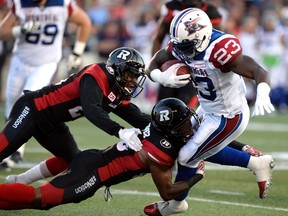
[0,98,205,210]
[0,47,151,181]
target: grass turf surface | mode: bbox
[0,104,287,216]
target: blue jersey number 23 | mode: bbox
[194,76,216,101]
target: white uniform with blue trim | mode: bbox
[5,0,75,118]
[171,29,250,167]
[4,0,76,160]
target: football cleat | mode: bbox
[143,200,188,216]
[250,155,275,199]
[243,145,264,157]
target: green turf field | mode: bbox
[0,103,287,216]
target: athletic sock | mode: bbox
[16,160,51,184]
[174,162,196,201]
[45,156,69,175]
[207,146,250,167]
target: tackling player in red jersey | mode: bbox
[0,98,205,210]
[0,47,150,180]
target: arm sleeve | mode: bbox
[80,75,123,137]
[113,103,151,130]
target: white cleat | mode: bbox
[249,155,275,199]
[144,200,188,216]
[5,174,18,184]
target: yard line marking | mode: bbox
[110,189,288,212]
[247,122,288,132]
[208,190,245,196]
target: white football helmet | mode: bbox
[170,8,212,61]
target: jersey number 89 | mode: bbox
[25,24,58,45]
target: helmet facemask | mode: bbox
[171,37,205,61]
[107,47,146,100]
[114,62,146,99]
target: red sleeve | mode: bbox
[81,64,110,97]
[209,36,242,69]
[6,0,16,14]
[142,140,175,167]
[67,0,75,17]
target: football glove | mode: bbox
[12,21,40,37]
[252,82,275,116]
[150,64,190,88]
[21,20,40,34]
[67,53,82,73]
[118,128,142,152]
[67,41,86,74]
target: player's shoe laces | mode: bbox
[250,155,275,199]
[143,200,188,216]
[243,145,264,157]
[5,174,17,184]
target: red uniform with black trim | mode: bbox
[40,124,181,209]
[0,63,150,164]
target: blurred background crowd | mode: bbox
[1,0,288,114]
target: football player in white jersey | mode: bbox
[0,0,91,168]
[144,8,275,216]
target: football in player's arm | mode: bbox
[144,7,275,216]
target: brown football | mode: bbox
[160,59,190,75]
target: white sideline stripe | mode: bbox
[247,122,288,132]
[110,189,288,212]
[0,176,286,212]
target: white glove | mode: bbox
[12,21,40,37]
[252,82,275,116]
[21,21,40,34]
[67,40,86,73]
[118,128,142,151]
[67,53,82,72]
[150,64,190,88]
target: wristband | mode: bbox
[73,40,86,56]
[184,173,203,188]
[150,69,162,82]
[257,82,270,95]
[12,26,21,37]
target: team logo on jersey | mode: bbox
[184,18,206,37]
[160,139,171,148]
[108,92,116,102]
[116,141,129,151]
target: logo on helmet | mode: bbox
[159,110,170,122]
[184,17,206,37]
[116,50,131,60]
